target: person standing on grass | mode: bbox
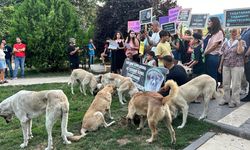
[218,29,246,108]
[2,39,13,78]
[155,30,172,67]
[13,37,26,79]
[88,39,96,65]
[0,43,7,84]
[68,38,80,70]
[204,17,224,84]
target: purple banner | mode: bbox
[168,7,181,22]
[128,20,141,33]
[159,16,169,25]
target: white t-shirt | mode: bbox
[0,49,5,60]
[150,31,160,52]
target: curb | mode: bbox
[183,132,215,150]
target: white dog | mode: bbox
[0,90,73,150]
[163,74,224,129]
[68,69,99,95]
[100,73,139,105]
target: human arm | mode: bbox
[171,40,180,50]
[218,55,224,74]
[204,31,224,55]
[236,40,245,55]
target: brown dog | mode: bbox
[67,84,115,141]
[126,80,178,144]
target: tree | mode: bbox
[11,0,82,71]
[0,5,15,38]
[94,0,177,53]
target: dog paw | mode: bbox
[177,125,184,129]
[45,146,53,150]
[146,138,153,143]
[20,143,27,148]
[136,127,142,130]
[110,117,114,120]
[63,140,72,145]
[199,116,206,120]
[28,134,33,139]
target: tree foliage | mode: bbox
[11,0,82,70]
[0,5,15,38]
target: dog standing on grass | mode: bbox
[101,73,139,105]
[126,80,178,144]
[68,69,99,95]
[0,90,73,150]
[67,84,116,141]
[163,74,224,129]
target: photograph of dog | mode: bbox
[126,80,178,144]
[101,73,139,105]
[0,90,73,150]
[68,69,99,95]
[163,74,224,129]
[67,84,116,141]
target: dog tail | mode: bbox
[67,128,87,142]
[94,111,115,127]
[213,88,224,100]
[162,80,179,105]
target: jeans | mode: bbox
[89,55,94,65]
[205,54,220,82]
[5,59,13,78]
[245,61,250,95]
[13,57,25,78]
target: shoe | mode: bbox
[0,81,4,84]
[241,96,250,102]
[3,80,8,83]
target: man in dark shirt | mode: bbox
[159,55,188,96]
[241,28,250,102]
[68,39,80,70]
[2,39,13,78]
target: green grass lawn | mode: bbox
[0,83,218,150]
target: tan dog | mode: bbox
[101,73,139,105]
[68,84,115,141]
[0,90,73,150]
[126,80,178,144]
[163,74,224,129]
[68,69,98,95]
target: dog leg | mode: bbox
[108,109,114,120]
[27,120,33,140]
[165,113,176,144]
[122,96,127,103]
[20,122,29,148]
[80,83,83,93]
[71,82,75,95]
[94,112,115,128]
[45,110,59,150]
[61,111,73,144]
[117,90,125,105]
[199,96,209,120]
[176,101,189,129]
[146,120,157,143]
[137,116,145,130]
[81,83,87,96]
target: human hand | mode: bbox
[218,66,222,74]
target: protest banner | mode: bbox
[168,7,181,22]
[189,14,209,29]
[159,16,169,25]
[127,20,141,33]
[139,8,153,25]
[122,60,168,92]
[224,8,250,28]
[161,22,176,35]
[178,8,192,22]
[139,41,145,55]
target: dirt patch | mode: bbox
[117,138,131,146]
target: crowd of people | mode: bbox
[0,37,26,84]
[98,17,250,108]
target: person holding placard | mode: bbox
[218,29,246,108]
[204,17,224,84]
[145,21,161,53]
[155,30,172,67]
[171,34,182,63]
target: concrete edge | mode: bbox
[183,132,215,150]
[189,114,250,140]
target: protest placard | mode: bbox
[168,7,181,22]
[224,8,250,28]
[139,8,153,25]
[159,16,169,25]
[178,8,192,22]
[161,22,176,35]
[189,14,209,29]
[127,20,141,33]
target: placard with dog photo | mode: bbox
[139,8,153,25]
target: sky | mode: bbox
[177,0,248,15]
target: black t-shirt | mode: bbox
[3,45,12,60]
[68,45,79,62]
[192,44,204,74]
[167,65,188,86]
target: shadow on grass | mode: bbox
[0,83,219,150]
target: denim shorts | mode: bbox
[0,60,6,69]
